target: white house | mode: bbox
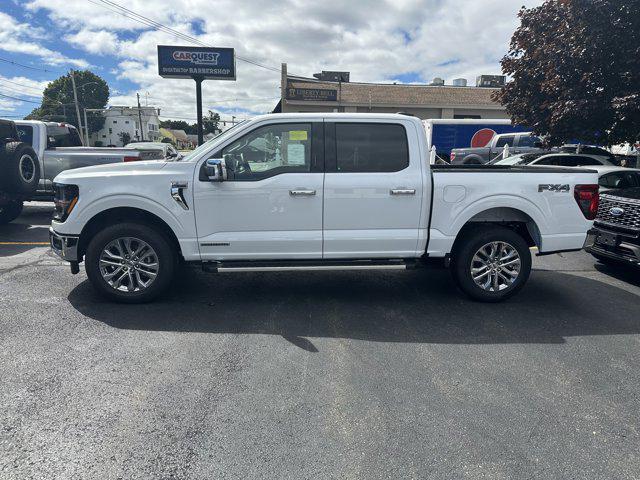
[90,106,161,146]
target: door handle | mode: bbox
[390,189,416,196]
[289,189,316,196]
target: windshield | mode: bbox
[177,121,248,161]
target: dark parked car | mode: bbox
[584,187,640,268]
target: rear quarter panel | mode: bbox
[427,168,598,256]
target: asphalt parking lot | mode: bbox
[1,203,639,479]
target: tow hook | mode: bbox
[70,261,79,275]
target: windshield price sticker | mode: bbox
[289,131,308,141]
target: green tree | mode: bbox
[26,70,109,134]
[160,119,193,133]
[496,0,640,146]
[203,110,220,134]
[159,111,221,135]
[118,131,131,146]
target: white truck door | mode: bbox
[192,121,324,261]
[323,120,423,258]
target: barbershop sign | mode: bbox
[157,45,236,80]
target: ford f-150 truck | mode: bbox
[49,113,599,303]
[14,120,161,197]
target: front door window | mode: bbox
[221,123,312,181]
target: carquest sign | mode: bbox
[157,45,235,80]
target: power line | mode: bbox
[0,77,48,93]
[0,92,41,104]
[90,0,282,74]
[146,94,279,104]
[0,56,61,74]
[0,82,42,98]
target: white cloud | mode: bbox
[25,0,544,120]
[0,12,89,68]
[64,29,120,56]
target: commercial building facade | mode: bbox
[276,64,509,120]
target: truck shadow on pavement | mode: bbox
[67,267,640,351]
[593,261,640,288]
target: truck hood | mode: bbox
[53,160,168,183]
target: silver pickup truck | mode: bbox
[14,120,162,197]
[450,131,544,165]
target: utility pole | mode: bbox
[83,108,90,145]
[69,70,84,145]
[136,93,145,141]
[194,77,203,146]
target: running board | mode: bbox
[202,259,418,273]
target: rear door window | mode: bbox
[46,125,83,148]
[495,135,516,148]
[16,125,34,145]
[573,156,601,166]
[537,156,573,166]
[335,123,409,172]
[517,135,541,148]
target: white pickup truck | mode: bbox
[49,113,599,303]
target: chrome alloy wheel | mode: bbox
[19,154,36,183]
[470,241,521,292]
[98,237,159,292]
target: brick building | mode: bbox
[275,64,508,120]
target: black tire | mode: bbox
[450,225,532,302]
[0,200,23,224]
[463,157,482,165]
[1,142,40,194]
[85,222,176,303]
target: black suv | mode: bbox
[585,187,640,267]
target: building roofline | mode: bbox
[286,75,501,91]
[283,100,504,110]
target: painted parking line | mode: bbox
[0,242,50,246]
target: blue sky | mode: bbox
[0,0,542,123]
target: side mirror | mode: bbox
[205,158,227,182]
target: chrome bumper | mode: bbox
[49,227,80,262]
[584,228,640,266]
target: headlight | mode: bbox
[53,183,79,222]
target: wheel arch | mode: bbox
[77,207,183,260]
[451,206,542,254]
[462,154,484,165]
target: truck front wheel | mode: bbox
[450,225,531,302]
[85,223,176,303]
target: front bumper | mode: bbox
[584,227,640,267]
[49,227,80,262]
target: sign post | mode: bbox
[157,45,236,146]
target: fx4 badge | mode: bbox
[538,184,570,193]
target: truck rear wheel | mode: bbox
[0,200,23,224]
[85,223,176,303]
[1,142,40,194]
[450,225,531,302]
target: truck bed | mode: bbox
[431,164,597,174]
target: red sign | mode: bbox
[471,128,496,148]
